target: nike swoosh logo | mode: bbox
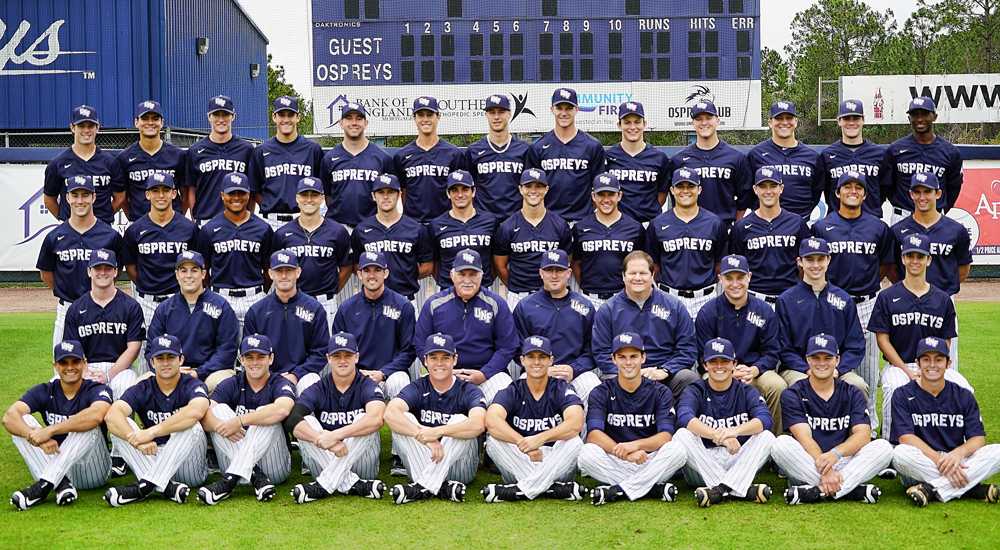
[477,150,487,156]
[405,154,414,160]
[330,157,341,161]
[285,232,293,236]
[796,299,805,304]
[64,163,72,169]
[262,152,271,156]
[761,152,769,157]
[363,228,373,233]
[682,157,691,161]
[139,230,148,236]
[609,395,615,400]
[128,157,138,162]
[892,298,901,303]
[542,144,551,149]
[513,227,521,232]
[198,148,206,153]
[825,226,834,231]
[439,226,448,231]
[422,392,430,397]
[213,227,222,232]
[581,228,591,232]
[745,224,752,229]
[79,310,87,314]
[899,149,909,154]
[828,154,836,159]
[661,225,670,230]
[23,496,42,507]
[116,496,141,504]
[907,396,915,400]
[57,235,66,240]
[900,228,909,234]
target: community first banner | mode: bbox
[840,74,1000,125]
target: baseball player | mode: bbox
[817,100,886,217]
[274,176,353,327]
[481,336,587,503]
[890,336,1000,506]
[248,96,324,231]
[243,250,330,394]
[591,251,699,402]
[671,100,753,229]
[579,332,687,506]
[674,337,775,507]
[528,88,606,223]
[604,101,671,224]
[571,173,646,310]
[103,334,209,506]
[147,251,238,392]
[882,96,964,225]
[285,332,387,503]
[197,334,294,505]
[384,333,487,504]
[43,105,117,224]
[647,167,727,319]
[415,249,517,404]
[466,94,532,218]
[6,341,112,511]
[430,170,500,290]
[493,168,573,309]
[186,95,255,225]
[730,167,812,306]
[694,254,785,433]
[36,175,123,347]
[747,101,822,220]
[111,100,186,221]
[197,172,273,331]
[773,335,891,505]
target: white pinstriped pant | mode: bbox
[486,436,583,499]
[52,300,69,350]
[264,214,298,232]
[393,412,480,493]
[661,284,719,320]
[134,287,172,373]
[880,365,973,440]
[208,403,291,484]
[111,418,208,491]
[577,441,687,500]
[505,290,533,311]
[12,414,110,490]
[216,287,265,340]
[748,290,778,311]
[415,277,438,318]
[298,415,381,494]
[893,443,1000,502]
[381,371,410,401]
[853,293,880,430]
[771,435,893,498]
[673,428,774,498]
[86,362,139,401]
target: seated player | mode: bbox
[578,332,687,506]
[674,337,775,507]
[6,341,113,511]
[772,335,892,505]
[481,336,587,503]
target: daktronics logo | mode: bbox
[0,19,95,76]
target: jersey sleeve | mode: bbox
[335,226,353,267]
[273,377,297,403]
[197,301,239,380]
[210,376,237,405]
[569,304,597,377]
[780,386,807,430]
[110,151,128,193]
[744,384,774,432]
[941,298,958,340]
[416,223,434,264]
[43,161,63,198]
[944,149,964,212]
[654,385,676,434]
[362,378,386,405]
[956,223,973,267]
[126,300,146,343]
[866,293,891,333]
[382,302,417,376]
[62,307,80,345]
[878,222,896,266]
[247,148,266,194]
[590,306,615,375]
[296,384,320,416]
[558,220,573,252]
[462,383,487,412]
[119,383,145,411]
[18,384,49,413]
[490,385,516,415]
[35,232,57,272]
[121,226,139,266]
[482,301,518,379]
[493,222,511,256]
[656,153,673,195]
[585,385,608,434]
[838,300,866,375]
[174,148,189,187]
[735,152,755,211]
[962,391,986,440]
[558,382,583,411]
[675,384,701,428]
[847,385,870,428]
[888,388,915,443]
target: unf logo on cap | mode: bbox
[157,336,171,347]
[619,334,633,344]
[418,97,430,105]
[727,257,740,267]
[909,235,922,246]
[79,107,92,117]
[924,336,939,346]
[845,101,857,111]
[303,178,316,187]
[74,176,86,184]
[347,102,359,109]
[60,342,74,351]
[279,97,291,106]
[599,175,610,184]
[547,251,559,261]
[761,168,774,178]
[433,335,446,346]
[379,174,392,183]
[453,172,464,181]
[143,101,155,109]
[247,336,261,347]
[711,341,725,353]
[559,89,571,98]
[182,251,194,260]
[913,98,925,105]
[335,335,348,346]
[97,250,109,260]
[777,101,790,109]
[364,252,378,261]
[814,335,829,347]
[696,102,707,109]
[916,173,928,182]
[807,239,820,249]
[230,174,243,183]
[626,102,637,110]
[489,95,501,103]
[679,168,691,178]
[153,173,165,182]
[529,336,544,347]
[461,252,475,263]
[529,169,540,178]
[214,97,227,107]
[848,170,860,179]
[277,253,290,263]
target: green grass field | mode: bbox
[2,306,1000,548]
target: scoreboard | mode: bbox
[310,1,762,135]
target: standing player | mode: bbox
[6,341,112,511]
[321,102,393,229]
[466,94,531,218]
[43,105,116,224]
[430,170,500,290]
[249,96,324,231]
[481,336,587,503]
[647,167,727,320]
[747,101,822,220]
[186,95,254,225]
[571,173,646,310]
[816,100,886,217]
[394,96,466,223]
[604,101,671,224]
[111,100,186,221]
[578,332,687,506]
[529,88,606,223]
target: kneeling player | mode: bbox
[578,332,687,506]
[772,335,891,504]
[482,336,587,503]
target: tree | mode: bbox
[267,54,314,136]
[761,47,791,114]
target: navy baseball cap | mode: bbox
[424,332,456,356]
[148,334,183,358]
[328,332,359,354]
[240,334,273,356]
[296,176,324,194]
[273,95,299,113]
[175,250,205,269]
[270,250,299,270]
[88,248,117,269]
[520,168,549,186]
[552,88,578,106]
[806,334,840,357]
[222,172,251,193]
[371,173,401,192]
[340,101,367,119]
[413,96,439,113]
[521,335,554,356]
[54,340,85,362]
[612,332,645,354]
[910,172,940,190]
[71,105,99,125]
[207,95,235,114]
[135,100,162,118]
[539,249,570,270]
[618,101,644,120]
[690,100,719,118]
[720,254,750,275]
[770,100,797,118]
[66,175,95,194]
[358,250,388,269]
[900,232,931,256]
[592,173,621,193]
[754,167,784,186]
[452,249,483,273]
[915,336,949,359]
[799,237,831,257]
[703,338,736,362]
[907,96,936,114]
[836,170,867,189]
[838,99,864,118]
[447,170,475,189]
[672,166,702,187]
[485,94,511,111]
[144,172,176,190]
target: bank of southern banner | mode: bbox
[840,74,1000,125]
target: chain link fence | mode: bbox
[0,128,265,149]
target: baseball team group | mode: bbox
[6,86,997,512]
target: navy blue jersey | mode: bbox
[605,143,672,223]
[397,376,487,427]
[466,136,531,218]
[592,290,697,376]
[244,291,329,380]
[586,377,675,441]
[731,210,811,295]
[110,142,187,221]
[63,291,145,363]
[677,379,773,447]
[147,291,238,379]
[572,213,646,294]
[817,140,886,217]
[332,288,417,377]
[35,221,123,302]
[867,282,957,363]
[812,212,895,296]
[43,147,117,223]
[430,210,500,287]
[121,214,199,295]
[393,140,466,223]
[274,218,352,296]
[781,378,869,452]
[20,380,113,444]
[351,215,433,299]
[197,214,273,289]
[513,290,596,377]
[747,139,823,218]
[776,282,866,374]
[528,130,607,221]
[120,375,209,444]
[185,135,254,220]
[494,211,572,293]
[297,372,384,431]
[211,372,296,415]
[890,380,984,449]
[695,295,779,372]
[320,142,394,226]
[672,140,753,225]
[647,208,726,290]
[248,136,324,214]
[492,378,582,438]
[882,134,963,212]
[891,217,972,296]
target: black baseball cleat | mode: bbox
[390,482,431,505]
[389,455,408,477]
[906,482,936,507]
[291,481,332,504]
[54,477,77,506]
[965,483,1000,503]
[591,485,623,506]
[657,482,679,503]
[10,479,53,511]
[110,456,129,478]
[162,481,190,504]
[694,485,725,508]
[349,479,386,500]
[481,483,525,503]
[546,481,588,501]
[743,484,772,503]
[845,483,881,504]
[197,476,238,506]
[877,467,897,480]
[251,469,276,502]
[104,483,150,507]
[784,485,822,505]
[437,480,466,502]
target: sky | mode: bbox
[237,0,921,101]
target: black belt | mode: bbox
[750,291,778,304]
[852,292,878,303]
[264,213,295,222]
[892,207,909,216]
[659,283,715,299]
[139,292,172,303]
[585,290,617,300]
[214,285,264,298]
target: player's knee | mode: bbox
[211,402,236,420]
